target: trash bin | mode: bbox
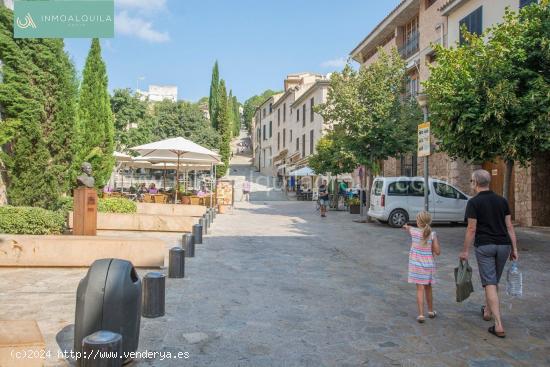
[74,258,141,363]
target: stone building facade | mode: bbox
[350,0,547,226]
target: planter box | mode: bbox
[136,203,205,216]
[349,204,360,214]
[0,235,165,267]
[0,320,45,367]
[218,204,228,214]
[68,212,198,232]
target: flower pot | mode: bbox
[181,196,191,205]
[349,204,360,214]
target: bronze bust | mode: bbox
[76,162,95,188]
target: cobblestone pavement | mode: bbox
[1,200,549,366]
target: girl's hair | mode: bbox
[416,211,432,244]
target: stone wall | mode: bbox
[515,153,550,227]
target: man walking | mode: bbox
[459,169,518,338]
[241,180,251,202]
[318,179,329,218]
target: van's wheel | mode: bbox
[389,209,409,228]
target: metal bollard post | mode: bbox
[142,272,165,318]
[203,213,210,229]
[193,223,203,244]
[199,218,207,235]
[168,247,185,278]
[81,330,123,367]
[208,208,214,223]
[182,233,195,257]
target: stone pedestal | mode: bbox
[73,187,98,236]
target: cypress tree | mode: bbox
[77,39,115,188]
[208,61,219,129]
[216,80,231,177]
[227,89,234,136]
[232,95,240,136]
[0,7,79,208]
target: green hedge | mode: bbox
[0,206,66,235]
[98,197,137,213]
[57,196,137,214]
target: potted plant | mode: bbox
[181,192,192,205]
[347,197,361,214]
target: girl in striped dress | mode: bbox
[404,211,441,323]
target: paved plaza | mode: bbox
[1,193,550,366]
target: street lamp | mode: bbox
[416,93,430,212]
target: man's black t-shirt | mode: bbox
[465,190,511,246]
[318,185,329,199]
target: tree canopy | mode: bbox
[423,1,550,198]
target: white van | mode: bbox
[368,177,470,227]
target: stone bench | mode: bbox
[136,203,206,217]
[0,235,164,267]
[0,320,45,367]
[68,212,199,232]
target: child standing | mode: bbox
[404,211,441,323]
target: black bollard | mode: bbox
[199,218,207,235]
[209,208,214,223]
[168,247,185,278]
[182,233,195,257]
[141,272,165,318]
[81,330,123,367]
[193,223,203,244]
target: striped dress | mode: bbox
[408,228,436,285]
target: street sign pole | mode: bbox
[418,117,430,212]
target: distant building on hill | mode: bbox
[138,85,178,103]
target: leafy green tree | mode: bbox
[111,88,147,150]
[216,80,231,176]
[242,89,282,133]
[0,7,79,208]
[423,2,550,200]
[308,128,358,176]
[209,61,220,129]
[77,39,115,188]
[317,49,417,213]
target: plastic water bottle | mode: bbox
[506,261,522,297]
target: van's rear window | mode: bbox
[373,181,384,195]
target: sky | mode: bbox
[64,0,401,103]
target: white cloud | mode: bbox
[321,57,348,69]
[116,0,167,13]
[115,11,170,43]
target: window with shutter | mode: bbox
[459,6,483,45]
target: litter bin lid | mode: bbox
[145,272,165,279]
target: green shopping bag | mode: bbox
[454,260,474,302]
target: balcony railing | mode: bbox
[399,31,419,59]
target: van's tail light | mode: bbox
[381,194,385,207]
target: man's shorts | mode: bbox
[474,244,511,287]
[319,198,328,206]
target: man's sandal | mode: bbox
[416,315,425,323]
[481,306,492,321]
[488,325,506,338]
[428,311,437,319]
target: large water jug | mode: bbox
[506,261,522,297]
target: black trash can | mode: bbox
[74,259,141,364]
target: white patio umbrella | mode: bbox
[130,137,221,203]
[289,166,315,176]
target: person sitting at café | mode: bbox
[148,183,158,194]
[197,186,209,197]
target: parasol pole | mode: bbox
[210,162,213,208]
[174,152,180,204]
[163,163,166,191]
